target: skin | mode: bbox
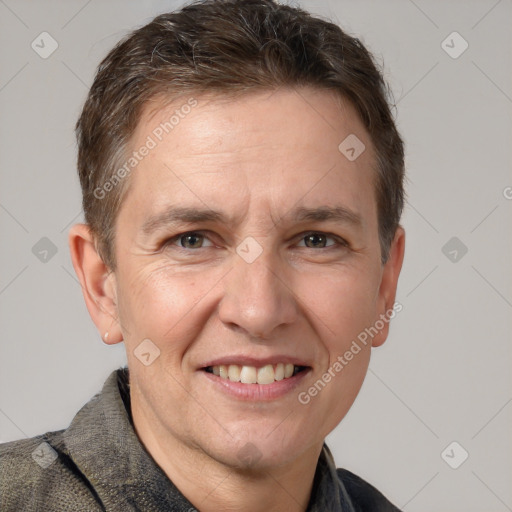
[69,87,405,512]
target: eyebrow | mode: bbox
[141,205,362,236]
[141,207,227,235]
[292,206,362,227]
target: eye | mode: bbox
[297,232,346,249]
[168,231,214,249]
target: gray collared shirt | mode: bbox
[1,368,402,511]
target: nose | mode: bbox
[218,249,298,340]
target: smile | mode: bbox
[204,363,308,385]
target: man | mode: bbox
[0,0,405,510]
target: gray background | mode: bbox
[1,0,511,510]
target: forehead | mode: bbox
[119,87,376,225]
[139,87,370,157]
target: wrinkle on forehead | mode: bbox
[118,86,377,245]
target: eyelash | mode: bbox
[163,231,349,251]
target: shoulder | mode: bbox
[0,431,103,511]
[337,468,402,512]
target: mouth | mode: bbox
[203,363,309,385]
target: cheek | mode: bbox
[297,266,379,344]
[116,263,219,349]
[311,272,377,427]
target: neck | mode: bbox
[132,399,322,512]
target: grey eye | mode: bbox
[176,232,212,249]
[299,233,335,248]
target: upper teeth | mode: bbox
[211,363,296,384]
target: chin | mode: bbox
[203,424,314,471]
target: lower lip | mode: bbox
[201,369,310,401]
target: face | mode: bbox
[101,87,403,469]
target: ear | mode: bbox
[372,226,405,347]
[68,223,123,345]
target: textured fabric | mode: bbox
[0,367,402,511]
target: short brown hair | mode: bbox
[76,0,405,269]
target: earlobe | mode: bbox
[68,223,123,345]
[372,226,405,347]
